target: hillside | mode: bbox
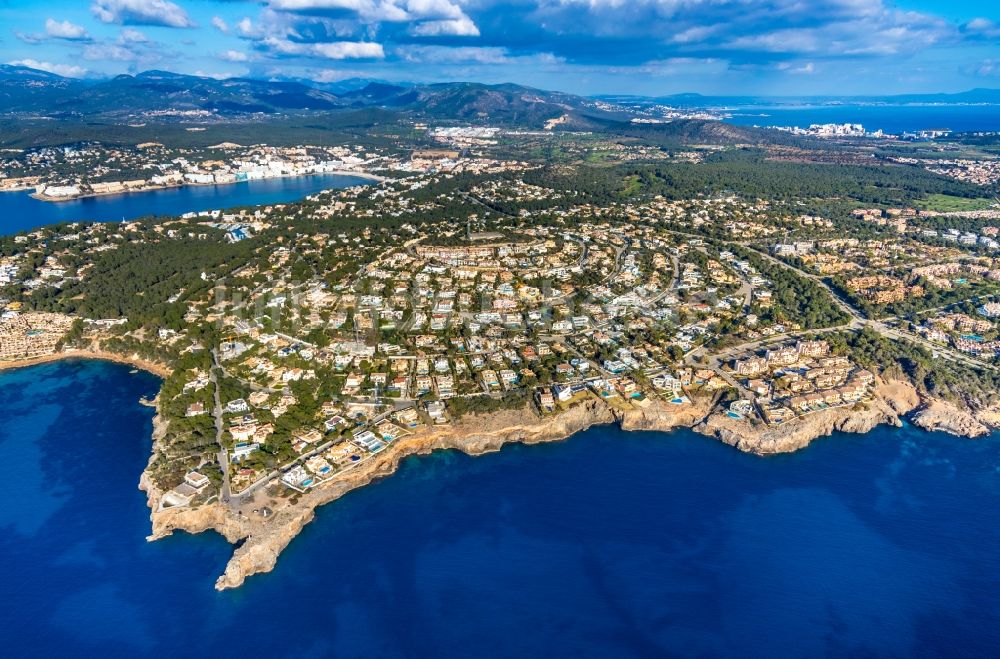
[0,66,626,129]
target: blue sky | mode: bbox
[1,0,997,95]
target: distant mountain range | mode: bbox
[4,64,991,145]
[0,66,630,129]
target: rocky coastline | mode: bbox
[136,376,997,592]
[0,348,172,379]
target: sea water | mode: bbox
[0,172,372,236]
[722,103,1000,135]
[1,359,998,657]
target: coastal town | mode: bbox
[0,142,380,200]
[2,122,1000,590]
[5,0,1000,650]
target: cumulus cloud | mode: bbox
[91,0,194,29]
[194,70,241,80]
[521,0,953,63]
[267,0,480,36]
[961,18,1000,39]
[14,32,44,45]
[41,0,985,94]
[228,0,960,78]
[119,28,148,44]
[313,41,385,58]
[8,58,88,78]
[82,29,170,65]
[777,61,816,74]
[399,45,511,64]
[45,18,91,41]
[260,37,385,59]
[409,16,480,37]
[219,49,250,62]
[82,43,141,61]
[15,18,92,43]
[398,45,562,66]
[975,60,1000,77]
[236,17,257,37]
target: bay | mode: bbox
[1,359,999,658]
[722,103,1000,134]
[0,172,373,236]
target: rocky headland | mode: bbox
[137,376,997,591]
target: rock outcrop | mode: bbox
[213,399,621,590]
[910,400,990,438]
[695,400,901,455]
[140,377,998,592]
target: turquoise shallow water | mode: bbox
[1,359,999,658]
[0,172,371,236]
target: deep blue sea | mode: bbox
[2,359,1000,657]
[723,104,1000,135]
[0,172,371,236]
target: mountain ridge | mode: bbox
[0,65,622,128]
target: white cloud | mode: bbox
[220,50,250,62]
[778,61,816,74]
[397,45,565,67]
[975,59,1000,77]
[82,43,140,61]
[614,57,727,77]
[312,41,386,59]
[303,68,364,82]
[237,17,257,37]
[725,12,950,58]
[91,0,194,29]
[14,32,44,45]
[45,18,91,41]
[409,17,480,36]
[269,0,455,23]
[262,37,385,59]
[82,30,167,64]
[268,0,479,33]
[212,16,230,34]
[399,45,510,64]
[670,25,717,44]
[270,0,375,10]
[119,28,148,44]
[194,70,241,80]
[8,59,88,78]
[962,18,1000,39]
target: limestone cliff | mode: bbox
[910,400,990,438]
[213,398,621,590]
[140,380,997,593]
[695,400,901,455]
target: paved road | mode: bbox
[209,348,232,505]
[742,244,998,372]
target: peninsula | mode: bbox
[3,101,1000,589]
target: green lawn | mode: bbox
[621,174,643,196]
[917,194,996,213]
